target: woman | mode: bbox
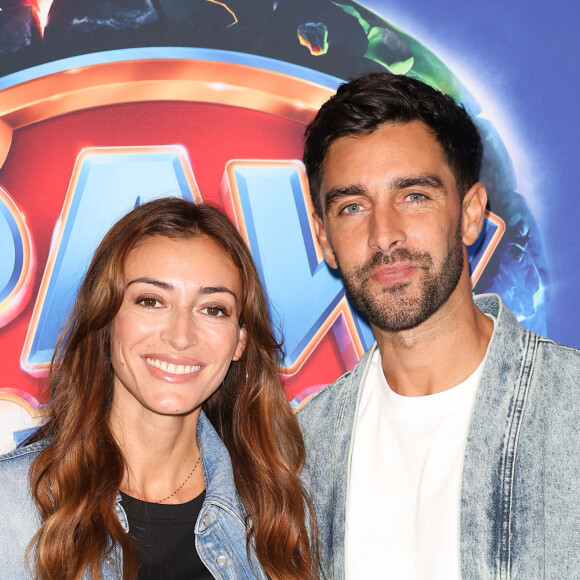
[0,198,319,579]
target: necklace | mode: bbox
[157,455,201,504]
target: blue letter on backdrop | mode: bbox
[0,187,34,329]
[222,160,374,373]
[21,146,199,375]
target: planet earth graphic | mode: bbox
[0,0,548,334]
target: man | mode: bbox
[297,73,579,579]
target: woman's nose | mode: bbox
[160,309,196,350]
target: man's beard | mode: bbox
[338,218,464,332]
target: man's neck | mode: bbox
[373,291,494,397]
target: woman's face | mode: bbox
[110,235,246,419]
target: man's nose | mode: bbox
[368,205,406,252]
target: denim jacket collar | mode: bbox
[195,411,247,530]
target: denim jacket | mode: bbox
[0,411,266,579]
[297,294,580,579]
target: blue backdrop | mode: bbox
[365,0,580,347]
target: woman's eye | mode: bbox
[203,306,226,317]
[138,297,162,308]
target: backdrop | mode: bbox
[0,0,578,451]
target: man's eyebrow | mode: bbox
[390,175,444,191]
[126,277,173,290]
[323,184,366,212]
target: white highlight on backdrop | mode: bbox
[0,401,43,454]
[366,2,542,223]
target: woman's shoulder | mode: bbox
[0,440,48,472]
[0,442,45,578]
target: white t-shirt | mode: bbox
[345,350,484,579]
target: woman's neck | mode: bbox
[109,403,205,504]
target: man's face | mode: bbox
[315,121,468,332]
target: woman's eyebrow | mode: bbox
[199,286,238,300]
[126,279,238,300]
[126,277,174,290]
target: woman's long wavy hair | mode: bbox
[27,198,319,579]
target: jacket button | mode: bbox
[105,555,114,565]
[216,554,228,566]
[202,515,211,526]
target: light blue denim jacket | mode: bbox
[297,294,580,579]
[0,411,266,579]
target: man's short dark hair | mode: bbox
[303,73,483,216]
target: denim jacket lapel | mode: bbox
[461,294,538,579]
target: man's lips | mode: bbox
[370,264,419,286]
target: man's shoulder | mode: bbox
[475,292,580,367]
[294,369,352,414]
[294,370,354,444]
[536,334,580,356]
[533,335,580,383]
[295,346,376,443]
[295,345,375,415]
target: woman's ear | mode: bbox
[462,183,488,246]
[233,326,247,361]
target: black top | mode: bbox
[120,490,213,580]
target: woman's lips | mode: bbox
[146,357,201,375]
[143,354,203,382]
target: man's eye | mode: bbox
[203,306,226,317]
[407,193,426,201]
[138,297,162,308]
[341,203,361,214]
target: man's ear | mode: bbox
[462,183,488,246]
[313,212,338,269]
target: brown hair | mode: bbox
[27,198,319,579]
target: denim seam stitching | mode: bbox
[498,330,537,579]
